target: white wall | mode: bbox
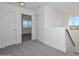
[44,27,66,52]
[0,3,36,46]
[34,6,45,41]
[35,5,66,52]
[44,6,66,52]
[0,6,3,48]
[44,6,64,28]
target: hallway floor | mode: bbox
[22,33,31,42]
[0,40,78,56]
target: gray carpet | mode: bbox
[0,40,78,56]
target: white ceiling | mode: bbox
[6,2,79,14]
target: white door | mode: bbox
[3,8,17,47]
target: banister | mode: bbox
[65,29,75,46]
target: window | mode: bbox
[69,16,79,26]
[68,16,79,30]
[23,19,32,28]
[22,14,32,28]
[28,20,32,27]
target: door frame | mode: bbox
[21,14,32,42]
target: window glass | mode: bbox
[23,19,32,28]
[69,16,79,26]
[23,19,28,28]
[28,20,32,27]
[69,16,79,30]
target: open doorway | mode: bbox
[22,14,32,42]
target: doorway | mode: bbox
[22,14,32,42]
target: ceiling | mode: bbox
[6,2,79,15]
